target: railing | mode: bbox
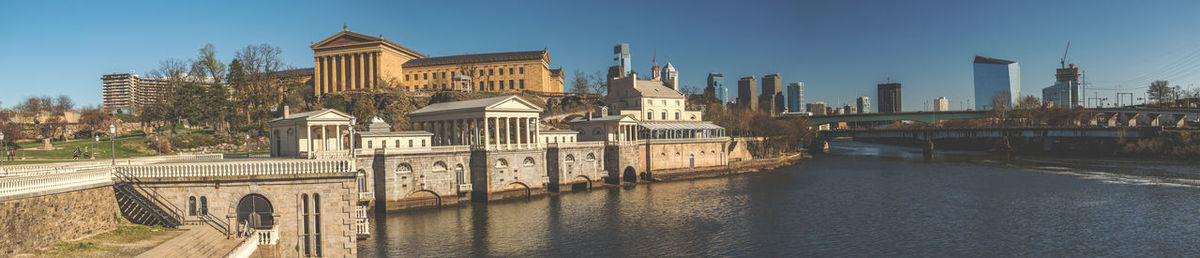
[0,168,111,198]
[309,150,350,159]
[359,191,373,200]
[458,184,473,193]
[1,153,223,177]
[257,225,279,245]
[546,141,604,149]
[355,206,370,238]
[116,159,351,178]
[225,227,260,258]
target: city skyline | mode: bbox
[3,0,1200,111]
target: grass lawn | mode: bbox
[31,225,185,257]
[5,135,160,165]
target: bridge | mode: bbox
[790,108,1200,127]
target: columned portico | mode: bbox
[407,96,545,151]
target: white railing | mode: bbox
[546,141,604,149]
[355,206,370,237]
[256,225,278,245]
[116,159,351,178]
[430,145,472,153]
[458,184,473,193]
[1,153,224,177]
[225,228,260,258]
[0,168,111,198]
[359,191,373,200]
[309,151,350,159]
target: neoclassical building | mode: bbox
[311,28,564,95]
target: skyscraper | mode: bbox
[934,96,949,111]
[759,73,785,114]
[877,82,902,113]
[737,76,758,111]
[1043,64,1083,107]
[807,101,827,116]
[856,96,870,114]
[786,82,804,113]
[607,43,631,81]
[973,56,1021,110]
[706,73,727,106]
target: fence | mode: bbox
[0,168,111,199]
[116,159,351,178]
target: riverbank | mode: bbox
[652,153,807,182]
[24,225,183,257]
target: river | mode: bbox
[358,139,1200,256]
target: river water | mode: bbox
[358,140,1200,257]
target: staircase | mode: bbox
[137,225,241,258]
[111,167,230,235]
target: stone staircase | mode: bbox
[138,225,242,258]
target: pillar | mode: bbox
[492,117,500,150]
[325,56,334,92]
[321,126,328,152]
[314,57,323,96]
[356,53,365,90]
[362,53,371,89]
[306,125,312,156]
[336,125,343,151]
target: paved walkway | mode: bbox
[137,225,243,258]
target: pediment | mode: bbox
[312,31,381,49]
[308,110,353,121]
[487,97,543,112]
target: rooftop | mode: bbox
[632,80,684,98]
[408,95,542,116]
[403,50,547,68]
[974,56,1017,65]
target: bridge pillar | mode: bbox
[1149,113,1162,127]
[1125,113,1140,127]
[1174,114,1187,127]
[1105,113,1118,127]
[922,139,934,160]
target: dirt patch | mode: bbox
[25,225,185,258]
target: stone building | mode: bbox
[267,109,355,158]
[759,73,785,115]
[311,28,564,95]
[604,73,702,121]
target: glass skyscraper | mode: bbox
[786,82,804,112]
[707,73,727,106]
[972,56,1021,110]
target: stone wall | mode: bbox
[0,186,122,255]
[471,149,548,201]
[361,150,472,211]
[545,145,605,192]
[137,173,358,257]
[645,141,728,172]
[605,144,641,183]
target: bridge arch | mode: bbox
[622,166,637,183]
[571,175,593,191]
[504,182,532,199]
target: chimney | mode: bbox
[586,111,593,121]
[283,106,290,118]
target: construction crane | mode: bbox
[1060,41,1071,68]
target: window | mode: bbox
[499,81,504,89]
[661,112,666,120]
[509,80,514,89]
[660,153,666,157]
[432,73,437,79]
[423,73,428,80]
[647,110,654,120]
[519,67,524,74]
[200,197,208,216]
[499,69,504,75]
[495,158,509,168]
[677,100,681,105]
[586,153,596,161]
[188,196,196,216]
[593,128,602,135]
[367,141,372,149]
[397,163,412,174]
[675,112,680,120]
[421,139,426,147]
[381,140,386,148]
[441,72,446,78]
[662,100,667,105]
[489,81,495,90]
[509,68,514,75]
[433,161,448,172]
[647,99,652,105]
[442,83,446,89]
[523,157,536,166]
[301,194,310,255]
[408,139,413,147]
[479,70,484,76]
[455,164,465,184]
[489,69,494,76]
[565,155,575,163]
[519,80,525,89]
[313,194,322,257]
[675,152,681,157]
[395,140,400,147]
[405,74,410,81]
[479,81,485,91]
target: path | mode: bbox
[137,225,242,258]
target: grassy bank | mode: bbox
[31,225,184,257]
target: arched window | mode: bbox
[565,154,575,162]
[495,159,509,168]
[188,196,196,216]
[661,112,667,120]
[586,153,596,161]
[200,196,208,216]
[675,112,680,120]
[523,157,536,166]
[397,163,412,174]
[301,194,310,255]
[646,110,654,120]
[675,152,681,157]
[660,153,666,157]
[433,161,448,172]
[314,193,323,257]
[593,128,603,135]
[455,164,465,185]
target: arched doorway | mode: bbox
[689,154,695,168]
[623,167,637,183]
[571,175,592,191]
[236,194,274,229]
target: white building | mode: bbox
[934,97,949,111]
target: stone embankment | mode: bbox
[652,153,807,182]
[0,186,123,255]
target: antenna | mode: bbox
[1060,40,1071,68]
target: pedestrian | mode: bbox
[73,148,80,160]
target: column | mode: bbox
[321,126,328,152]
[336,125,343,150]
[505,117,512,150]
[306,125,312,156]
[314,57,323,95]
[325,56,333,92]
[362,53,371,89]
[492,117,499,150]
[356,53,364,90]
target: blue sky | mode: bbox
[3,0,1200,111]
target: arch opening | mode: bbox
[236,194,274,229]
[623,167,637,183]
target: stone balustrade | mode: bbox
[116,159,351,178]
[546,141,604,149]
[0,168,111,199]
[1,154,224,177]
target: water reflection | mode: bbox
[360,140,1200,256]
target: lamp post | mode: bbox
[1,132,5,169]
[93,135,99,160]
[109,124,116,165]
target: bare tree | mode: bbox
[589,69,609,96]
[1147,80,1171,105]
[147,58,191,133]
[988,92,1012,127]
[570,69,591,94]
[680,84,700,97]
[234,44,285,133]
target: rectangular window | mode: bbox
[489,81,494,90]
[441,72,446,78]
[395,140,399,147]
[408,139,413,147]
[367,141,372,148]
[421,139,426,147]
[520,79,525,89]
[423,73,428,80]
[489,69,494,76]
[451,71,456,78]
[479,70,484,76]
[509,80,515,89]
[519,67,524,74]
[499,81,504,89]
[499,69,504,75]
[478,81,484,90]
[509,68,514,75]
[405,74,410,81]
[442,83,446,89]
